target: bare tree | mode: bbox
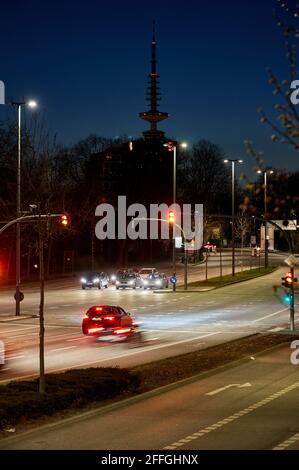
[235,210,251,256]
[259,0,299,150]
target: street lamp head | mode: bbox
[27,100,37,108]
[269,170,274,174]
[223,159,229,163]
[180,142,188,149]
[238,159,243,163]
[257,170,262,174]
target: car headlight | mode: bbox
[93,278,100,283]
[111,275,116,281]
[129,280,135,285]
[143,280,148,285]
[116,280,120,285]
[81,278,87,283]
[155,279,162,285]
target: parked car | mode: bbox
[143,273,169,290]
[115,272,143,289]
[80,272,109,289]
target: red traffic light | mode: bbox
[60,214,69,227]
[281,271,297,288]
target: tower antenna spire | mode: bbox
[139,21,168,140]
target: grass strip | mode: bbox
[188,266,276,288]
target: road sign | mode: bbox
[0,81,4,105]
[175,237,182,248]
[250,235,256,245]
[271,219,297,231]
[170,276,177,284]
[284,255,298,267]
[285,255,297,267]
[14,291,24,302]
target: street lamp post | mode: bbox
[11,100,37,316]
[257,169,273,269]
[224,159,243,277]
[164,141,188,291]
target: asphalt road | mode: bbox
[0,256,296,383]
[1,343,299,450]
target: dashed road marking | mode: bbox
[163,380,299,450]
[273,432,299,450]
[6,355,25,361]
[49,346,77,353]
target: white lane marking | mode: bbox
[273,432,299,450]
[269,327,284,332]
[6,355,25,361]
[0,325,39,335]
[3,329,39,338]
[251,308,289,323]
[49,346,77,353]
[1,368,11,371]
[206,383,251,396]
[67,337,90,342]
[49,306,58,310]
[164,380,299,450]
[62,304,72,307]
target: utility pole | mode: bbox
[290,266,295,332]
[184,238,188,290]
[173,145,177,292]
[38,216,45,394]
[11,100,37,316]
[224,159,243,277]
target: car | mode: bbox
[80,272,109,289]
[115,272,143,289]
[139,267,158,280]
[82,305,134,336]
[143,273,169,290]
[204,242,217,253]
[110,268,138,284]
[110,269,126,284]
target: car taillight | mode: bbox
[104,316,115,321]
[83,314,89,320]
[88,327,104,334]
[113,327,132,335]
[95,307,103,311]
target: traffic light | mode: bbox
[284,292,292,304]
[281,271,297,288]
[168,211,175,224]
[60,214,69,227]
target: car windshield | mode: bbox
[119,273,132,278]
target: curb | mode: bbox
[0,335,296,448]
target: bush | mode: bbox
[0,367,141,429]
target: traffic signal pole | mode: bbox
[290,266,295,332]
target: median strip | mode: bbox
[0,331,299,436]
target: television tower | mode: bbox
[139,21,169,140]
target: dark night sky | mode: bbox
[0,0,298,178]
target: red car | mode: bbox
[82,305,135,337]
